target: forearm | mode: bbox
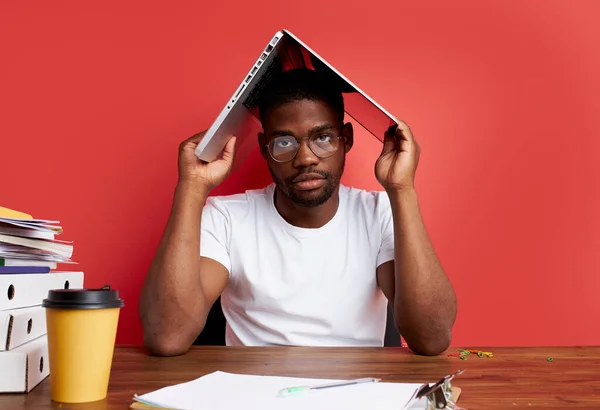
[389,188,457,355]
[139,181,210,355]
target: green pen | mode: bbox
[277,377,381,397]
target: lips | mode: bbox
[291,173,326,191]
[292,173,325,183]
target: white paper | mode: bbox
[135,371,422,410]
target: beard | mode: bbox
[269,157,345,208]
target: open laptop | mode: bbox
[194,29,399,167]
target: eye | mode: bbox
[275,139,294,148]
[316,134,332,143]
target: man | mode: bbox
[139,68,457,356]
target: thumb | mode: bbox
[187,131,207,145]
[219,136,237,164]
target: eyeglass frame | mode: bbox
[263,132,345,163]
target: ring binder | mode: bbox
[404,369,465,410]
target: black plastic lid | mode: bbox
[42,285,124,309]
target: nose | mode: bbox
[292,138,319,168]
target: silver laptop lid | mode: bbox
[194,29,398,167]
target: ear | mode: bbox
[258,131,268,160]
[342,122,354,153]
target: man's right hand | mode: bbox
[140,131,235,356]
[178,131,237,191]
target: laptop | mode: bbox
[194,29,399,167]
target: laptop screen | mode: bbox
[241,33,397,143]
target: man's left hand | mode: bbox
[375,120,421,192]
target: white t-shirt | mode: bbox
[200,183,395,346]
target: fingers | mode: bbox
[381,128,397,156]
[187,131,207,144]
[219,136,237,164]
[395,120,411,138]
[179,130,207,151]
[394,121,420,154]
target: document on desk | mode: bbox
[132,371,425,410]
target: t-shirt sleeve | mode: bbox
[376,191,395,267]
[200,196,232,276]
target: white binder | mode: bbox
[0,334,49,392]
[0,271,84,310]
[0,305,47,351]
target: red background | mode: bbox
[1,0,599,347]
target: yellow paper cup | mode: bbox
[43,285,124,403]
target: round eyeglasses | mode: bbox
[266,132,342,162]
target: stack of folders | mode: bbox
[0,206,84,393]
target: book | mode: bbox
[0,206,32,220]
[0,225,55,240]
[0,250,74,264]
[0,217,63,234]
[0,266,51,274]
[0,258,57,269]
[0,212,72,268]
[0,234,73,259]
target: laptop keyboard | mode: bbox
[242,56,283,109]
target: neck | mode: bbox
[274,186,340,229]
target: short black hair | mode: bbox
[257,68,345,126]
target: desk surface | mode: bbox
[2,345,600,409]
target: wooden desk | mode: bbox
[2,346,599,409]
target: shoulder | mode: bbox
[340,184,391,213]
[339,185,392,231]
[339,185,393,244]
[204,184,274,219]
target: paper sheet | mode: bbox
[134,371,422,410]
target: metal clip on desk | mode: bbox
[405,369,465,410]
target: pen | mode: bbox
[277,377,381,397]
